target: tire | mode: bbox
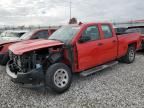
[45,63,72,93]
[120,45,136,63]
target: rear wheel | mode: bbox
[120,45,136,63]
[45,63,72,93]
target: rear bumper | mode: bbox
[6,60,44,85]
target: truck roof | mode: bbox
[69,22,112,27]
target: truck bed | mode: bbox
[117,33,141,58]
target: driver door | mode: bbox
[76,25,103,71]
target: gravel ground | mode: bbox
[1,52,144,108]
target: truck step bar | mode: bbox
[19,83,44,89]
[80,61,118,77]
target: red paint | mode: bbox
[126,26,144,49]
[9,39,64,55]
[9,22,141,72]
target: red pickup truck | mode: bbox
[6,22,141,93]
[0,28,58,65]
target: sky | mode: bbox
[0,0,143,26]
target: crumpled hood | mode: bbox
[0,39,21,45]
[9,39,64,55]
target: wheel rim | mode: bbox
[54,69,69,88]
[129,49,135,61]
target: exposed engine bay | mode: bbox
[9,46,63,74]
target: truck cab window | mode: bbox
[33,30,49,39]
[81,26,100,41]
[101,25,113,38]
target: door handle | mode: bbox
[97,43,103,46]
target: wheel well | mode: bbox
[128,43,137,48]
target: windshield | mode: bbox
[20,30,35,40]
[48,26,80,43]
[0,32,26,40]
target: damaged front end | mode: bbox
[6,46,63,86]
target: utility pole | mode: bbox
[70,0,72,19]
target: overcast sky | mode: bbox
[0,0,143,26]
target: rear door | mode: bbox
[76,25,103,71]
[99,24,117,63]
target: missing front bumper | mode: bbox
[6,60,44,85]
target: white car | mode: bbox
[0,30,28,40]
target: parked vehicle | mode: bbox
[0,30,27,40]
[125,26,144,49]
[0,28,58,65]
[6,22,141,93]
[0,30,28,65]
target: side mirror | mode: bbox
[79,36,90,43]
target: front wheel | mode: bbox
[45,63,72,93]
[120,45,136,63]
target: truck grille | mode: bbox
[8,50,45,73]
[9,50,38,73]
[9,50,21,67]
